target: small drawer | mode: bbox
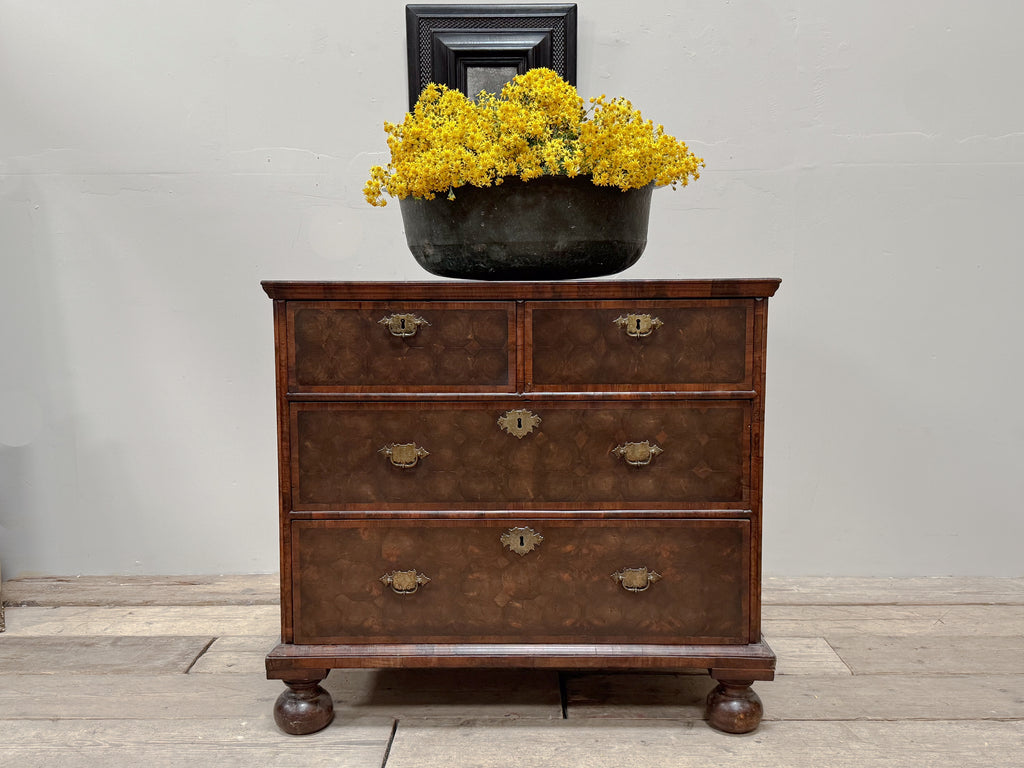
[287,301,515,392]
[291,518,750,644]
[526,300,754,391]
[290,400,750,511]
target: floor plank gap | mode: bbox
[184,636,218,674]
[380,719,399,768]
[558,672,569,720]
[823,636,856,676]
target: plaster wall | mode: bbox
[1,0,1022,577]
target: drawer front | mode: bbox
[288,301,515,392]
[526,300,753,391]
[291,401,749,510]
[292,519,750,644]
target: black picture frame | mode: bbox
[406,4,578,110]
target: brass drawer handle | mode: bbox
[379,313,429,337]
[498,409,541,439]
[611,567,662,592]
[379,443,429,468]
[611,440,663,466]
[613,313,663,338]
[501,526,544,556]
[380,570,430,594]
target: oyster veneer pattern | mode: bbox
[290,303,514,391]
[293,402,749,508]
[529,301,751,390]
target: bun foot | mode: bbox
[705,679,763,734]
[274,674,334,735]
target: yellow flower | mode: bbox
[363,68,703,206]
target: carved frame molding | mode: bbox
[405,4,578,109]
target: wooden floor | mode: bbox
[1,576,1022,767]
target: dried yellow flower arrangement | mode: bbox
[364,68,704,207]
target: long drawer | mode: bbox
[291,401,751,511]
[291,518,751,645]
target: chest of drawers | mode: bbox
[262,279,779,734]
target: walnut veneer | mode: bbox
[262,279,780,735]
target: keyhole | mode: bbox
[400,318,406,330]
[519,535,525,547]
[636,318,641,330]
[517,418,523,429]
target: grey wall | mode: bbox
[1,1,1022,577]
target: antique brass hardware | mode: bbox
[613,313,663,338]
[611,440,663,466]
[611,567,662,592]
[497,409,541,439]
[501,526,544,556]
[379,443,429,468]
[380,570,430,594]
[379,313,430,337]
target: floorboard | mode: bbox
[1,575,279,607]
[564,672,1024,721]
[1,605,279,637]
[824,634,1024,675]
[764,604,1024,636]
[382,719,1024,768]
[1,717,394,768]
[0,636,214,675]
[763,576,1024,605]
[0,675,286,719]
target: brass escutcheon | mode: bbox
[611,440,664,466]
[501,526,544,556]
[379,443,429,468]
[613,313,664,338]
[380,570,430,594]
[379,313,429,337]
[497,409,541,439]
[611,567,662,592]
